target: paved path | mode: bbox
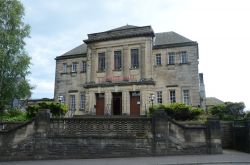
[1,150,250,165]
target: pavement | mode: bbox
[0,150,250,165]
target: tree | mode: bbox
[0,0,32,112]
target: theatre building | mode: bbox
[54,25,205,117]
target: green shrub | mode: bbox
[149,103,204,121]
[2,108,28,121]
[26,104,39,119]
[26,102,68,118]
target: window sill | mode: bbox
[154,64,162,67]
[61,72,68,75]
[97,70,105,73]
[113,69,122,71]
[80,71,87,73]
[129,67,139,70]
[179,62,191,65]
[166,63,175,66]
[70,71,77,74]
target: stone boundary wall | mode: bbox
[0,109,222,161]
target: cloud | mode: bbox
[21,0,250,109]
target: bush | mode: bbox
[2,108,28,121]
[26,102,68,118]
[149,103,204,121]
[208,102,245,120]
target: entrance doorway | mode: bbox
[130,91,140,116]
[112,92,122,115]
[96,93,104,116]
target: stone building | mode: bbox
[54,25,205,116]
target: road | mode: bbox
[0,150,250,165]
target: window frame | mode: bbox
[183,90,190,105]
[82,61,87,73]
[131,48,139,69]
[157,91,163,104]
[72,62,77,72]
[69,95,76,111]
[80,93,85,110]
[180,51,188,64]
[168,52,175,65]
[114,50,122,70]
[63,63,67,73]
[98,52,106,72]
[169,90,176,103]
[155,54,161,66]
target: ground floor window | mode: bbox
[80,93,85,110]
[169,90,176,103]
[69,95,76,111]
[157,91,162,103]
[183,90,190,105]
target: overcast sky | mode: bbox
[21,0,250,110]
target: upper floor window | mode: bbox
[82,61,87,73]
[98,52,105,72]
[156,54,161,66]
[80,93,85,110]
[63,63,67,73]
[114,51,122,70]
[72,62,77,72]
[157,91,162,104]
[131,49,139,69]
[168,52,175,65]
[180,51,188,64]
[169,90,176,103]
[183,90,190,105]
[69,95,76,111]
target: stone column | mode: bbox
[123,45,129,80]
[105,92,112,115]
[122,91,130,115]
[206,117,222,154]
[140,44,146,79]
[90,49,96,82]
[106,48,112,80]
[152,110,169,155]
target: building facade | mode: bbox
[54,25,205,116]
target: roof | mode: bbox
[155,32,193,45]
[153,31,197,49]
[84,25,155,44]
[56,25,198,59]
[55,44,87,60]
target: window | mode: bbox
[72,62,77,72]
[63,63,67,73]
[69,95,76,111]
[168,52,175,65]
[157,91,162,104]
[156,54,161,66]
[98,52,105,71]
[80,93,85,110]
[183,90,190,105]
[59,95,65,104]
[169,90,176,103]
[180,51,188,64]
[114,51,122,70]
[131,49,139,69]
[82,61,87,72]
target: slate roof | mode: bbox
[56,25,197,60]
[55,44,87,60]
[84,25,155,44]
